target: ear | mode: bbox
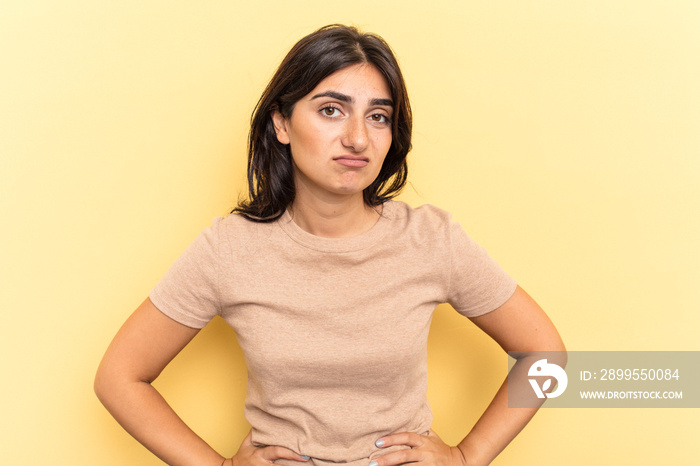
[271,110,290,145]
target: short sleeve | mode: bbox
[148,218,223,328]
[446,221,517,318]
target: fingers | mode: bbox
[260,445,310,463]
[372,431,458,466]
[234,430,310,466]
[376,431,425,449]
[371,432,427,466]
[371,448,422,466]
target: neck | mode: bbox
[289,192,381,238]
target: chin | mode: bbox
[331,187,365,197]
[334,177,376,194]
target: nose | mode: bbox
[341,115,369,152]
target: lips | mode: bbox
[333,155,369,168]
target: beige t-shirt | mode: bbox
[150,201,516,465]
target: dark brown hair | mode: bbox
[233,24,412,222]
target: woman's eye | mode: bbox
[370,113,390,124]
[321,106,340,117]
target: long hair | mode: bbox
[233,24,412,222]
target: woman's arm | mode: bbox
[95,298,311,466]
[94,298,226,466]
[373,285,566,466]
[454,285,567,464]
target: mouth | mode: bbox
[333,155,370,168]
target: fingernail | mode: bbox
[375,439,385,447]
[301,456,311,461]
[369,462,378,466]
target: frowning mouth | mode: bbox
[333,156,369,168]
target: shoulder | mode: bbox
[211,212,276,235]
[384,200,455,230]
[207,212,279,257]
[382,201,459,249]
[385,200,452,219]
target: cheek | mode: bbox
[290,123,329,157]
[375,132,393,159]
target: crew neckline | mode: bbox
[277,201,396,253]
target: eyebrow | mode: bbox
[311,91,393,107]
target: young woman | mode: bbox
[95,24,566,466]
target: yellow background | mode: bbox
[1,1,698,464]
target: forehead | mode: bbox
[305,63,391,101]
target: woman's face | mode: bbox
[272,63,394,202]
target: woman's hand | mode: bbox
[371,430,468,466]
[230,431,310,466]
